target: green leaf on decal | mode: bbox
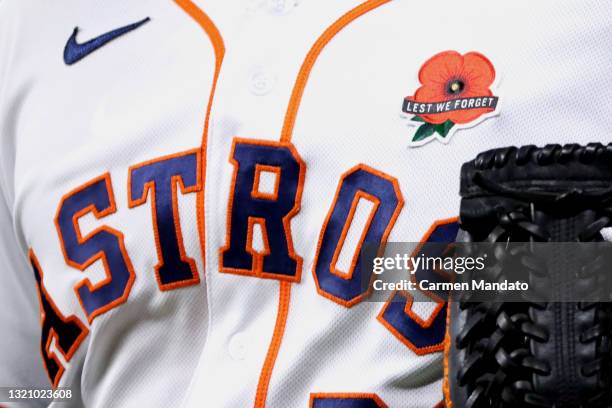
[412,123,436,142]
[435,120,455,137]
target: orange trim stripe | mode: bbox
[280,0,391,143]
[257,1,391,406]
[175,1,391,407]
[173,0,225,275]
[443,297,453,408]
[254,281,291,408]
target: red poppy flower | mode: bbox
[413,51,496,124]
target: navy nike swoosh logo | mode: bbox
[64,17,150,65]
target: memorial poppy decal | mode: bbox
[402,51,499,146]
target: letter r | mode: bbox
[220,138,305,282]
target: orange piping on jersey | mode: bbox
[219,138,305,282]
[127,149,202,291]
[443,297,453,408]
[309,393,388,408]
[280,0,391,143]
[254,281,291,408]
[251,164,282,201]
[256,1,391,406]
[174,0,225,278]
[54,173,136,323]
[329,191,380,280]
[312,164,403,308]
[29,250,89,388]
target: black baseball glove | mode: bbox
[444,143,612,408]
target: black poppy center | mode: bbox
[447,79,465,95]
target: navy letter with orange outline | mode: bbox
[128,150,201,290]
[310,393,388,408]
[313,165,403,307]
[220,138,305,282]
[55,173,135,322]
[29,250,88,388]
[378,218,458,355]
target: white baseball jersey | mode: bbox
[0,0,610,407]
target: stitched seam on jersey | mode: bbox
[173,0,224,278]
[254,281,291,407]
[443,297,453,408]
[254,1,392,407]
[172,1,225,406]
[280,0,391,143]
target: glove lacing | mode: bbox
[454,171,612,408]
